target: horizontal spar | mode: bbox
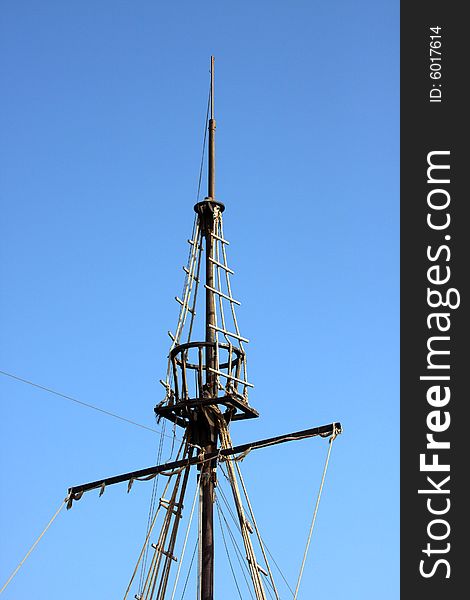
[67,422,342,504]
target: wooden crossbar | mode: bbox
[67,423,342,503]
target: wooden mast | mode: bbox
[200,54,217,600]
[65,57,342,600]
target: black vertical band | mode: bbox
[401,2,467,596]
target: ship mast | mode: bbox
[66,57,342,600]
[200,54,217,600]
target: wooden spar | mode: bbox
[201,54,217,600]
[67,422,342,500]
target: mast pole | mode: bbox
[200,54,217,600]
[206,55,217,395]
[208,55,216,199]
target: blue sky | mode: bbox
[0,1,399,598]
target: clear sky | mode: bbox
[0,1,399,598]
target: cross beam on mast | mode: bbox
[67,422,342,502]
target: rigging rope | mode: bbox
[179,540,197,599]
[0,369,177,439]
[217,413,279,599]
[196,81,211,203]
[142,466,187,599]
[123,475,175,600]
[293,430,338,600]
[218,217,250,393]
[215,497,256,600]
[184,226,203,346]
[0,497,66,595]
[263,541,296,598]
[233,460,280,600]
[216,414,268,600]
[169,476,201,600]
[125,436,188,600]
[215,498,244,600]
[217,472,295,598]
[139,421,169,594]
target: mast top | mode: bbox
[210,55,215,120]
[208,56,216,200]
[194,56,224,213]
